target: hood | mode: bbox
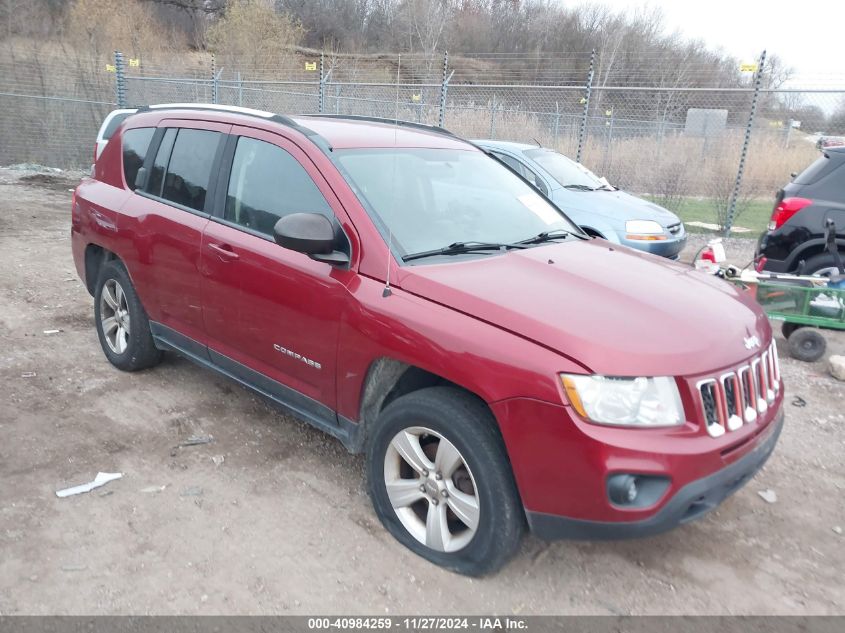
[553,189,681,227]
[397,240,770,377]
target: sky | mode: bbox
[593,0,844,86]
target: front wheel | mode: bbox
[366,387,524,576]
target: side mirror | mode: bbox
[273,213,349,265]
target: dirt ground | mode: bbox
[0,168,843,616]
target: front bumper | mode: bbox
[527,409,783,540]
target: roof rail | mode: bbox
[133,103,332,151]
[303,114,457,139]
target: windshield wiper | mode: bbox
[402,241,527,262]
[562,184,598,191]
[514,229,587,245]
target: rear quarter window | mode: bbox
[793,153,835,185]
[122,128,155,191]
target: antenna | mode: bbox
[383,53,401,298]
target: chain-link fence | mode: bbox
[2,46,844,233]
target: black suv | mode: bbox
[757,146,845,276]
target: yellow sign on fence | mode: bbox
[411,94,421,103]
[304,61,317,71]
[740,62,758,73]
[105,64,115,72]
[129,58,140,67]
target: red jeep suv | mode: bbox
[72,104,785,575]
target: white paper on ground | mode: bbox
[56,472,123,498]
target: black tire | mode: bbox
[787,327,826,362]
[93,260,162,371]
[800,252,844,277]
[366,387,524,576]
[781,322,805,339]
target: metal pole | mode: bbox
[576,49,595,164]
[319,52,325,113]
[725,49,766,235]
[553,101,560,148]
[438,51,449,128]
[490,97,496,138]
[237,71,243,106]
[210,54,217,104]
[603,110,614,174]
[114,51,126,108]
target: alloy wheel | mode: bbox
[383,426,480,553]
[99,278,130,354]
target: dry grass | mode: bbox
[0,33,823,225]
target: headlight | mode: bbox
[560,375,684,427]
[625,220,666,240]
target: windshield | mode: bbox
[524,148,605,189]
[334,148,580,259]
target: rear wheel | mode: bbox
[800,252,844,278]
[366,387,524,576]
[787,328,826,362]
[94,260,162,371]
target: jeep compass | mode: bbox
[72,104,785,576]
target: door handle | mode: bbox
[208,242,240,261]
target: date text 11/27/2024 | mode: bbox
[307,617,528,630]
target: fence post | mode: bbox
[114,51,126,108]
[319,52,325,114]
[438,51,449,128]
[489,97,496,138]
[237,71,243,107]
[725,49,766,235]
[210,54,217,104]
[553,101,560,147]
[576,49,595,164]
[603,109,614,174]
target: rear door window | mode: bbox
[492,151,524,174]
[122,127,155,190]
[492,151,548,195]
[159,129,222,212]
[224,136,333,236]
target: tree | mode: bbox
[206,0,303,70]
[828,98,845,135]
[65,0,183,57]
